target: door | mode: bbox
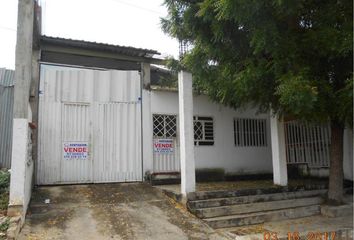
[94,102,142,182]
[152,114,180,172]
[61,103,92,183]
[37,65,142,185]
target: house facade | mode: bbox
[149,88,272,175]
[35,61,353,185]
[36,63,273,185]
[8,34,353,218]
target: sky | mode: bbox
[0,0,179,70]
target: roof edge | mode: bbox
[40,35,161,58]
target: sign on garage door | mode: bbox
[37,65,142,184]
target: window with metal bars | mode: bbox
[194,116,214,146]
[234,118,267,147]
[153,114,177,138]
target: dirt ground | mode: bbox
[18,183,228,240]
[18,182,353,240]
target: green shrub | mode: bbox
[0,171,10,193]
[0,218,9,232]
[0,170,10,211]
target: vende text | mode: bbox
[64,147,87,153]
[154,143,173,148]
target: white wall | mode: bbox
[148,89,273,175]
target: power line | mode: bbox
[0,25,16,32]
[107,0,165,15]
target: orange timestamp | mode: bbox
[263,231,337,240]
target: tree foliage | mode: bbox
[162,0,353,125]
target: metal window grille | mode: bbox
[284,121,330,167]
[153,114,177,138]
[234,118,267,147]
[194,116,214,146]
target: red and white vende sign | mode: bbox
[63,142,88,159]
[153,139,174,153]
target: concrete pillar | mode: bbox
[13,0,34,119]
[9,0,35,216]
[270,114,288,186]
[30,49,40,183]
[178,71,196,195]
[141,62,151,90]
[29,0,41,189]
[141,63,153,176]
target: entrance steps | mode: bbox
[147,172,180,185]
[187,189,326,229]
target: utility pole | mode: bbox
[8,0,35,217]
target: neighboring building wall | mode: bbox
[0,69,14,168]
[148,89,273,175]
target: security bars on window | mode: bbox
[153,114,177,138]
[284,120,330,167]
[234,118,267,147]
[194,116,214,146]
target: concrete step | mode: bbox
[321,203,354,217]
[205,205,321,229]
[188,184,327,201]
[193,196,323,218]
[148,173,180,186]
[188,189,327,209]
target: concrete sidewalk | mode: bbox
[18,183,228,240]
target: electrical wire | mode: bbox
[0,25,16,32]
[107,0,165,15]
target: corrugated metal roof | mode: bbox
[41,36,161,58]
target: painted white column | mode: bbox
[9,119,29,213]
[178,71,196,195]
[270,114,288,186]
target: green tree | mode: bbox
[162,0,353,204]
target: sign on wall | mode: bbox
[63,142,88,159]
[153,139,174,153]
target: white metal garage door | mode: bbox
[37,65,142,185]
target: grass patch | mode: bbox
[0,170,10,211]
[196,180,276,191]
[0,218,9,232]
